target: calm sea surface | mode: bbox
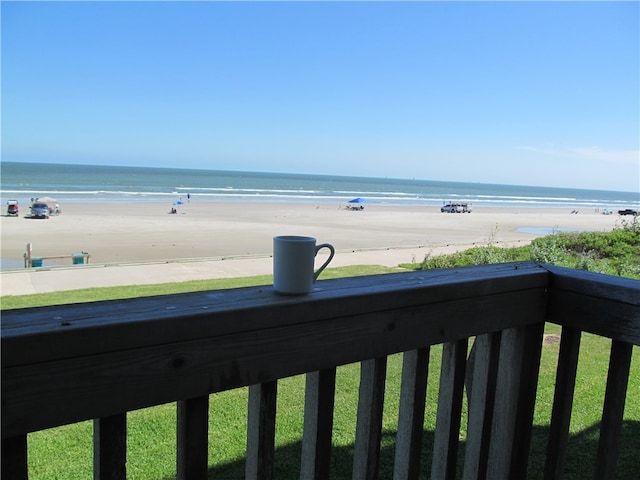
[1,162,638,209]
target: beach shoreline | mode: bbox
[0,201,624,294]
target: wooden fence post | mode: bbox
[246,381,278,480]
[394,348,430,480]
[431,339,468,480]
[177,396,209,480]
[94,414,127,480]
[300,368,337,480]
[353,357,388,480]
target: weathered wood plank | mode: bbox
[487,326,526,478]
[177,395,209,480]
[1,435,27,480]
[544,327,581,480]
[509,321,544,478]
[393,348,430,480]
[431,339,468,480]
[544,264,640,306]
[2,287,546,439]
[352,357,387,480]
[545,265,640,345]
[246,381,277,480]
[548,290,640,345]
[2,262,549,366]
[300,368,337,480]
[594,340,633,480]
[486,323,544,478]
[463,332,501,480]
[94,414,127,480]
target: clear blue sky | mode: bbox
[2,1,639,192]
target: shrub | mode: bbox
[417,245,530,270]
[415,221,640,280]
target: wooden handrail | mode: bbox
[2,262,638,479]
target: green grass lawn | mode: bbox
[3,265,638,479]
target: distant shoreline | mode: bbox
[1,195,637,211]
[2,161,638,211]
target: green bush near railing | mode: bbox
[411,218,640,279]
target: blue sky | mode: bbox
[2,1,639,192]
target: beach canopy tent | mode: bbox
[36,196,57,203]
[173,201,184,205]
[347,197,367,210]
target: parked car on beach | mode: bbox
[441,202,472,213]
[618,209,638,216]
[30,203,50,219]
[6,200,19,216]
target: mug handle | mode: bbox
[313,243,335,282]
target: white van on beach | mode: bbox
[441,202,472,213]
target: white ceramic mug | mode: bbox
[273,236,335,295]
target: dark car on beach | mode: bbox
[6,200,19,216]
[618,209,638,216]
[30,203,50,219]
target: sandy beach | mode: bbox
[0,201,623,295]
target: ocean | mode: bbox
[1,162,638,210]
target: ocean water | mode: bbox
[1,161,638,209]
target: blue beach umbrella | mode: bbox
[348,197,366,204]
[173,200,184,205]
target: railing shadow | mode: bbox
[527,420,640,480]
[161,420,640,479]
[196,430,433,480]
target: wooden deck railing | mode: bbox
[2,262,638,479]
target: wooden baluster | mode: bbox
[544,327,581,480]
[394,348,430,480]
[2,434,28,480]
[177,396,210,480]
[487,323,544,479]
[94,414,127,480]
[300,368,337,480]
[246,381,278,480]
[353,357,387,480]
[509,322,544,478]
[487,327,524,478]
[594,340,633,480]
[462,332,501,480]
[431,339,468,480]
